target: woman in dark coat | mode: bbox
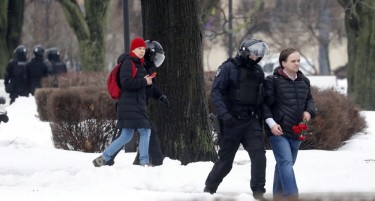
[263,48,317,200]
[106,40,168,167]
[93,37,153,167]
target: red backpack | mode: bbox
[107,61,137,100]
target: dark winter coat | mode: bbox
[263,67,317,139]
[144,63,163,103]
[4,59,30,96]
[210,55,265,120]
[48,55,67,75]
[116,54,151,129]
[26,55,48,95]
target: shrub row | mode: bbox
[41,72,106,89]
[204,72,367,150]
[35,71,367,152]
[303,87,367,150]
[35,85,117,152]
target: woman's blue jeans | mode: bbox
[269,135,301,197]
[102,128,151,165]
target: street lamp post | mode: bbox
[123,0,130,53]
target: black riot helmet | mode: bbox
[239,39,269,63]
[145,40,165,67]
[47,47,60,61]
[13,45,27,61]
[33,45,45,57]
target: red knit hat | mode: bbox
[130,37,146,51]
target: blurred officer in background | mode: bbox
[4,45,30,104]
[46,47,67,75]
[26,45,49,95]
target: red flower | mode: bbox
[292,125,301,135]
[292,120,311,141]
[298,123,308,131]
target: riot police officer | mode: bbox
[46,47,67,75]
[26,45,49,95]
[144,40,165,68]
[4,45,30,104]
[204,39,269,200]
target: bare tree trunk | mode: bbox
[0,0,25,77]
[338,0,375,110]
[141,0,217,165]
[57,0,109,71]
[318,0,331,75]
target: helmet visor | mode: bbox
[245,42,270,57]
[153,53,165,67]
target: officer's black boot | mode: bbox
[203,185,217,194]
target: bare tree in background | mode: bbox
[21,0,143,72]
[141,0,217,165]
[337,0,375,110]
[199,0,264,70]
[0,0,25,77]
[199,0,264,44]
[298,0,345,74]
[198,0,345,74]
[317,0,333,75]
[105,0,142,70]
[56,0,110,71]
[22,0,79,71]
[260,0,345,74]
[10,0,347,75]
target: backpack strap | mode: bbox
[116,60,137,87]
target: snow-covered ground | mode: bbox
[1,80,374,201]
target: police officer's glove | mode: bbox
[222,113,237,128]
[0,97,5,104]
[0,113,9,123]
[159,95,169,108]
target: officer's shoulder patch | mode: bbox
[215,68,222,77]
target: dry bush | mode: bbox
[35,72,107,121]
[36,71,117,153]
[203,72,367,150]
[36,71,367,152]
[300,87,367,150]
[34,88,59,122]
[41,72,107,89]
[46,86,117,152]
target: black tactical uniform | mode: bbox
[4,45,30,104]
[26,45,48,95]
[204,39,269,200]
[47,48,67,75]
